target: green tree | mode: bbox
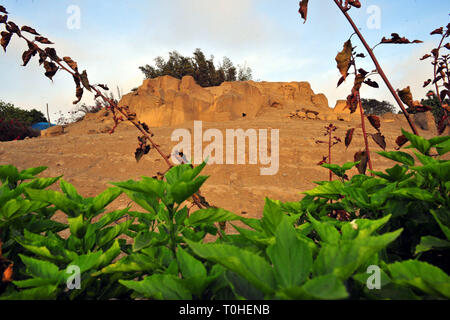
[360,98,396,116]
[0,100,47,125]
[139,49,252,87]
[419,91,449,126]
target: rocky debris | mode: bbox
[119,75,332,127]
[40,125,65,137]
[413,111,436,131]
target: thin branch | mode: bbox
[333,0,419,136]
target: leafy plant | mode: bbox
[304,130,450,274]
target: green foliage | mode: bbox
[139,49,252,87]
[0,131,449,300]
[361,98,396,116]
[0,100,46,125]
[305,131,450,275]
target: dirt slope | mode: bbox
[0,107,441,227]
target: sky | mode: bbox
[0,0,449,120]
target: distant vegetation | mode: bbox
[360,98,396,116]
[419,92,449,126]
[0,101,44,141]
[139,49,253,88]
[0,100,47,126]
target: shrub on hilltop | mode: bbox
[139,49,252,87]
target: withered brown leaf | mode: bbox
[63,56,78,72]
[345,128,355,149]
[437,115,448,136]
[135,144,151,163]
[397,86,414,108]
[6,21,20,35]
[43,61,58,80]
[0,5,7,14]
[73,86,83,105]
[80,70,92,91]
[21,25,39,35]
[298,0,309,24]
[364,79,379,88]
[22,48,37,66]
[0,31,12,52]
[97,84,110,91]
[353,73,365,92]
[381,33,422,44]
[354,151,368,175]
[420,54,432,60]
[38,50,47,65]
[367,115,381,131]
[395,135,408,149]
[0,14,7,24]
[423,79,432,87]
[336,40,353,80]
[371,133,386,150]
[337,75,347,88]
[431,27,444,35]
[44,47,60,61]
[346,93,358,114]
[348,0,361,8]
[35,36,53,44]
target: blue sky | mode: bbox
[0,0,448,119]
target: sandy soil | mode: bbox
[0,109,442,232]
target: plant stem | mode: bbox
[431,33,450,129]
[328,130,333,182]
[333,0,419,136]
[356,92,374,175]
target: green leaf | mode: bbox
[313,229,402,280]
[20,166,48,177]
[112,178,166,199]
[430,209,450,240]
[186,207,242,226]
[68,214,87,238]
[170,176,208,204]
[0,285,58,300]
[307,213,340,244]
[25,188,80,216]
[435,138,450,156]
[60,179,83,202]
[120,274,191,300]
[97,240,122,268]
[97,220,133,248]
[261,198,285,236]
[0,165,19,183]
[402,129,431,155]
[429,136,450,146]
[303,180,343,198]
[19,255,61,281]
[176,246,207,279]
[388,260,450,298]
[266,218,312,288]
[69,251,103,273]
[91,187,122,214]
[133,231,154,252]
[301,274,349,300]
[321,162,359,178]
[377,151,415,166]
[186,240,276,294]
[341,215,392,241]
[415,236,450,255]
[390,188,435,202]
